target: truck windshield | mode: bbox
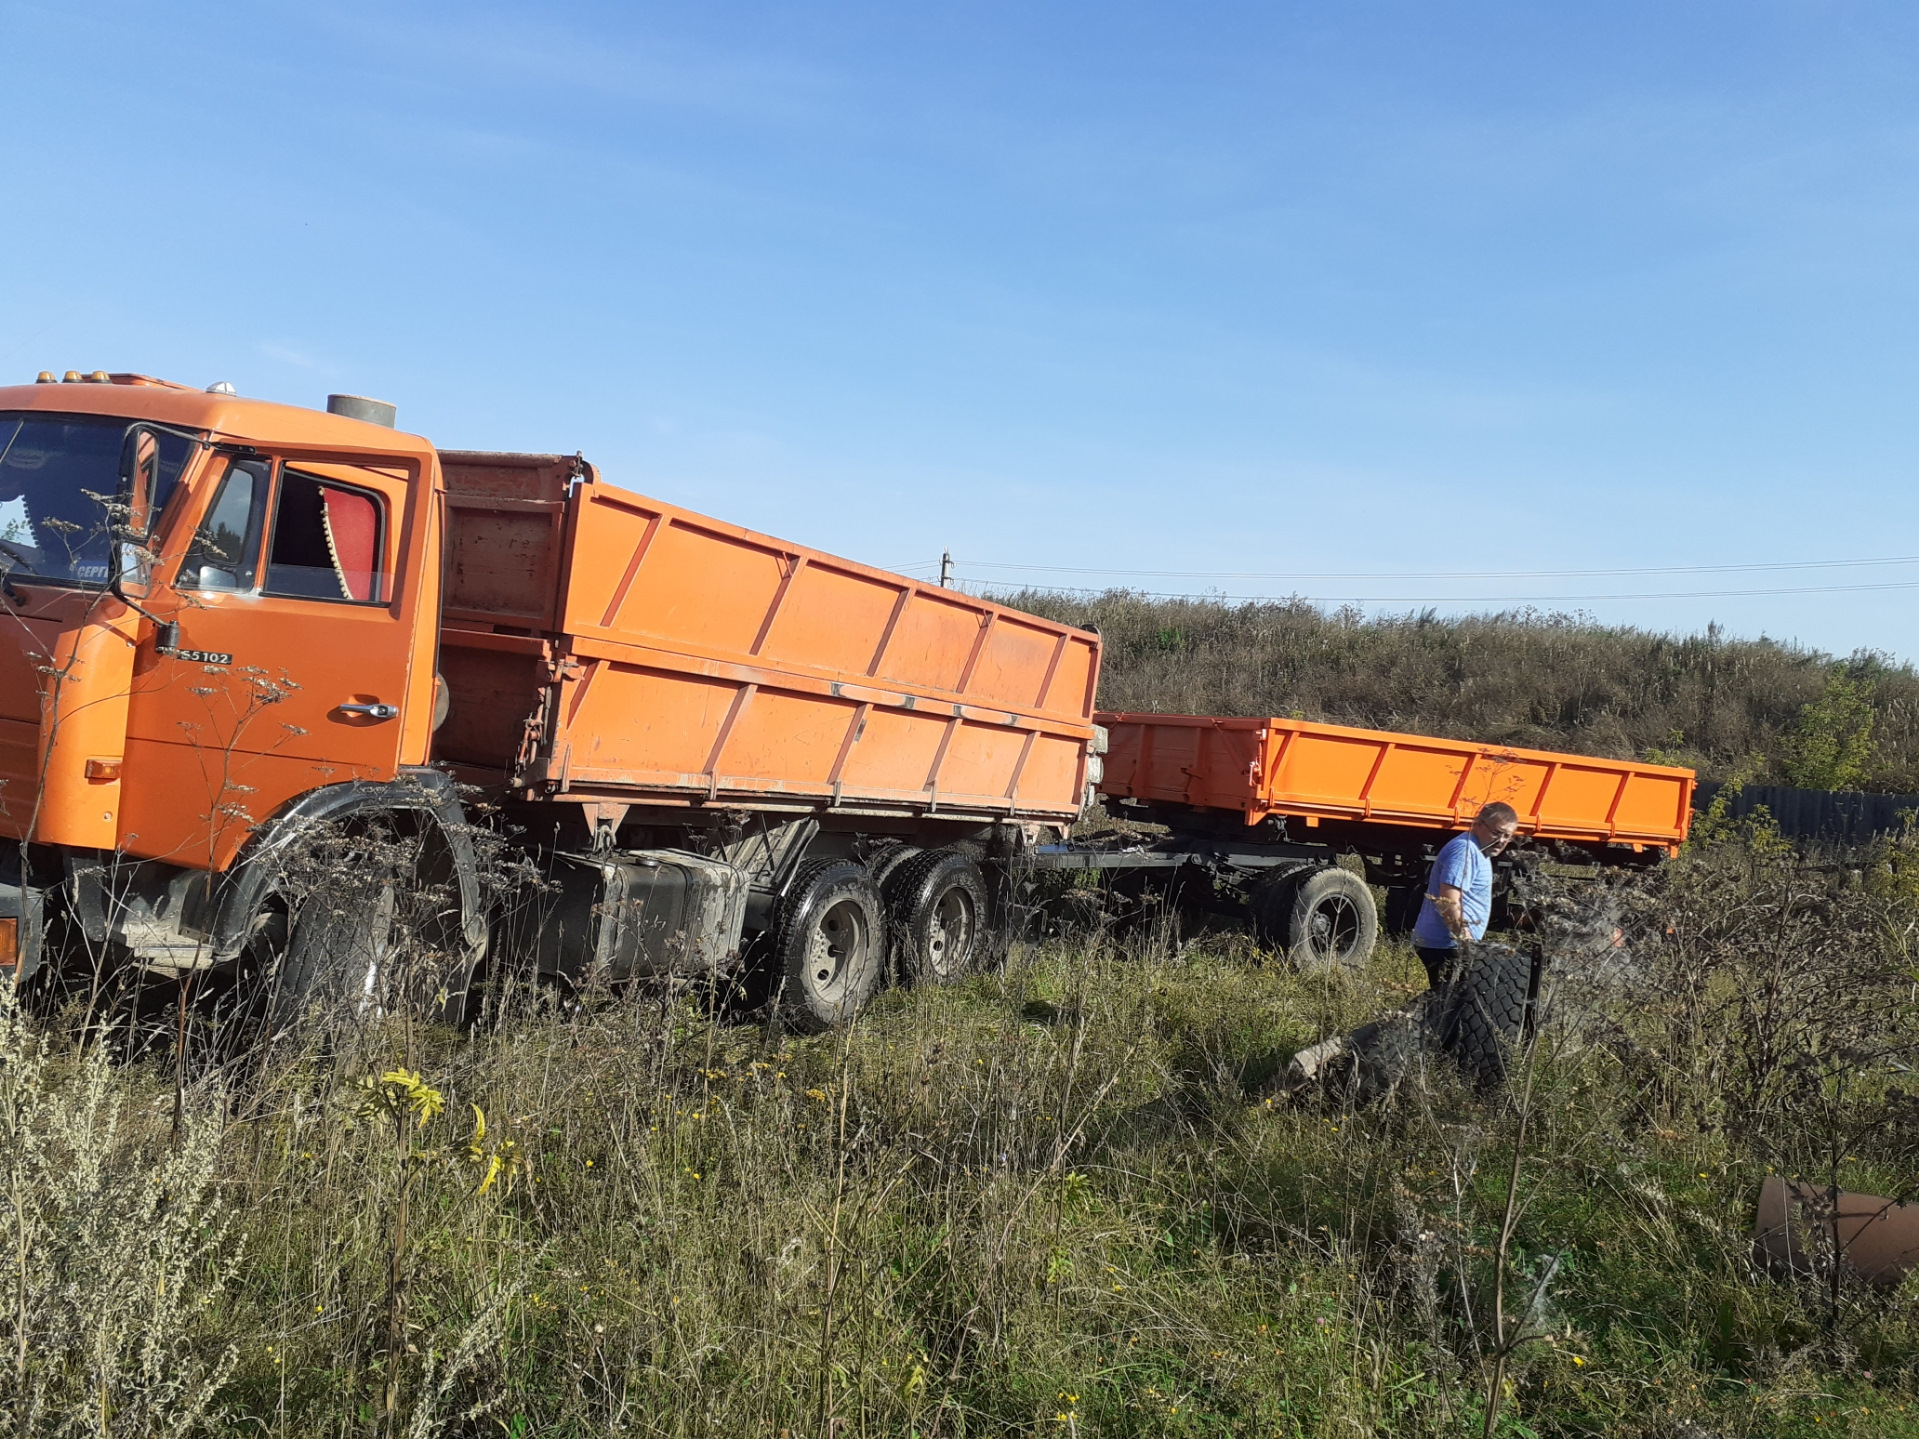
[0,413,196,586]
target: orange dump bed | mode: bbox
[1097,713,1695,852]
[434,454,1101,826]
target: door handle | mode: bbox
[338,701,399,721]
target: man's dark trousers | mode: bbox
[1415,945,1457,989]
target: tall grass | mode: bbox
[4,826,1918,1436]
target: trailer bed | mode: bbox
[1097,712,1694,853]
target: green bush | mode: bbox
[1000,591,1919,793]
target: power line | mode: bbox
[942,554,1919,582]
[947,575,1919,604]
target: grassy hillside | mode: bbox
[1001,591,1919,792]
[6,826,1919,1437]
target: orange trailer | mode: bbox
[1097,712,1694,854]
[1023,712,1695,972]
[0,376,1100,1033]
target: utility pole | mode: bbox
[939,550,952,588]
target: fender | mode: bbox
[206,766,487,964]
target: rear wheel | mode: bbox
[1286,867,1378,972]
[885,849,988,984]
[772,859,886,1031]
[866,843,923,893]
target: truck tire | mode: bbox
[1330,1005,1432,1106]
[1435,944,1534,1091]
[262,857,478,1042]
[772,859,886,1031]
[1286,867,1378,972]
[267,878,398,1041]
[866,843,923,894]
[884,848,988,984]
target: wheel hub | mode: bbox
[928,886,975,975]
[807,898,869,1001]
[1307,893,1359,962]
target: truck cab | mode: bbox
[0,373,453,989]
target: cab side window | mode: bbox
[181,457,270,592]
[263,469,388,603]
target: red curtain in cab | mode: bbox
[320,487,379,602]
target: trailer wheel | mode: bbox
[1248,869,1309,953]
[885,849,988,984]
[773,859,886,1031]
[1382,884,1425,937]
[1286,867,1378,972]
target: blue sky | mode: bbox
[6,2,1919,659]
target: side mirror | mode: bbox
[114,425,178,653]
[114,426,162,597]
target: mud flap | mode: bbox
[0,859,46,984]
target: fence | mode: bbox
[1692,783,1919,844]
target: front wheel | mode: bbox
[270,879,399,1040]
[272,876,484,1037]
[772,859,886,1031]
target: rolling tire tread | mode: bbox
[1436,944,1534,1090]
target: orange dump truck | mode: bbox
[1051,713,1694,968]
[0,374,1099,1032]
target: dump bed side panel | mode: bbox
[1098,713,1694,850]
[457,469,1098,824]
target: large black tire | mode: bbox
[266,866,479,1040]
[884,848,988,984]
[1331,1002,1435,1106]
[1249,870,1303,953]
[1286,867,1379,972]
[1382,884,1425,937]
[269,879,398,1038]
[1436,943,1535,1090]
[866,843,923,893]
[772,859,887,1031]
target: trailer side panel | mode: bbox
[1099,712,1694,852]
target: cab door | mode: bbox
[121,448,426,868]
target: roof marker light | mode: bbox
[62,371,80,383]
[35,372,54,384]
[206,381,236,395]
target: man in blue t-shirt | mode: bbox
[1412,801,1520,988]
